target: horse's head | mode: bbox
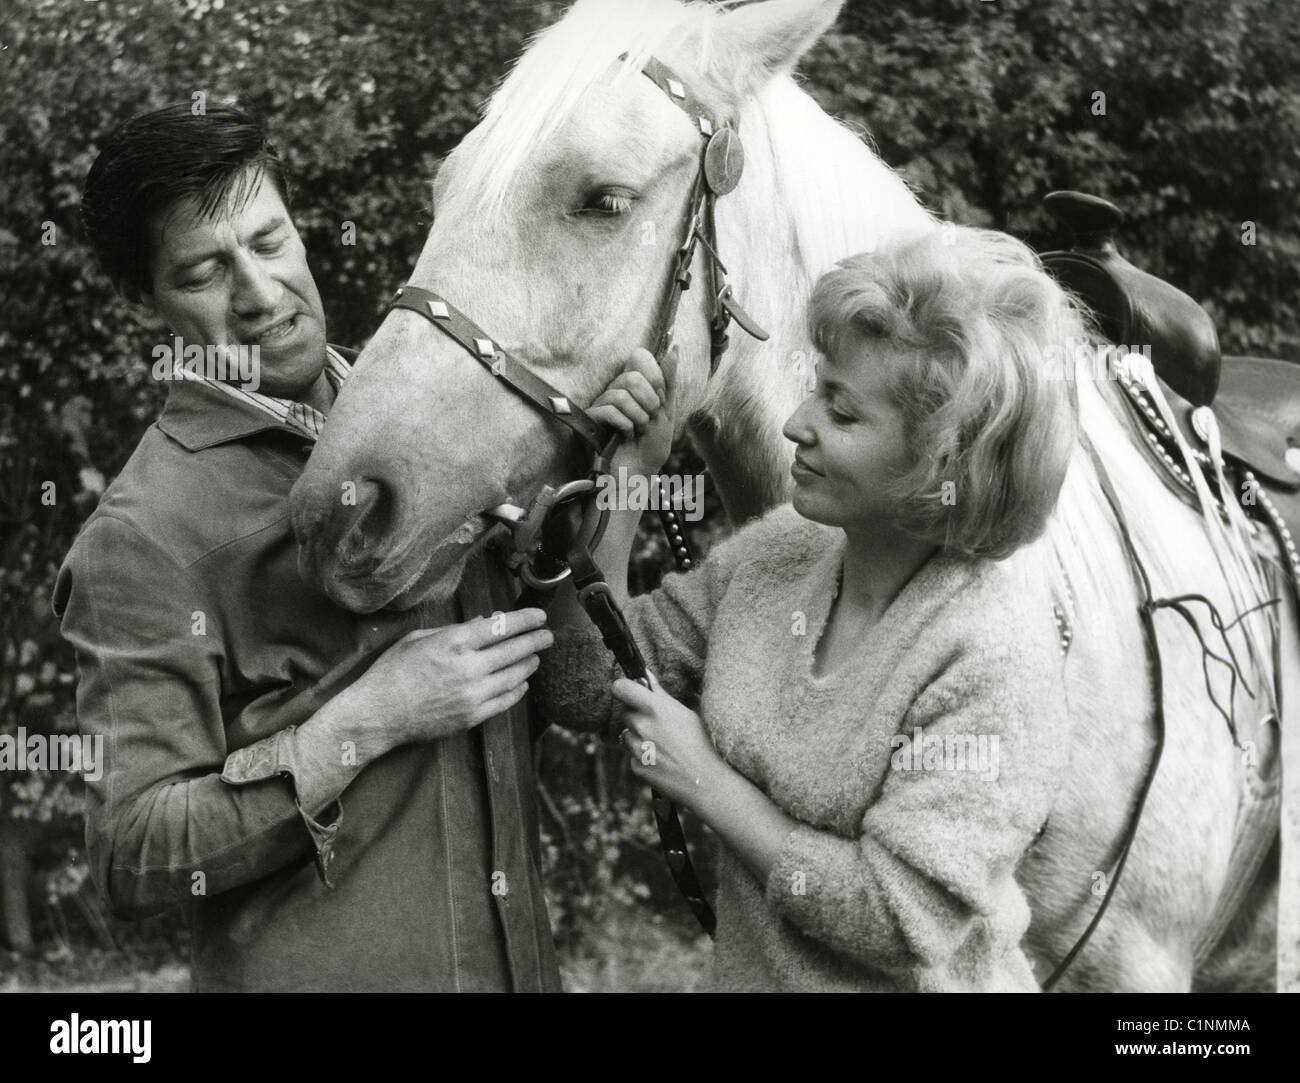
[288,0,846,611]
[291,0,934,612]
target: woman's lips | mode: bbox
[792,455,823,480]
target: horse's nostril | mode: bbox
[335,476,395,568]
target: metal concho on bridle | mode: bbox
[385,56,768,938]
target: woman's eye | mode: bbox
[580,190,635,216]
[255,240,285,256]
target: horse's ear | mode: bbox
[710,0,844,95]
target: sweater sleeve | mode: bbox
[763,629,1068,977]
[533,506,798,735]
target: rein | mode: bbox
[384,55,769,937]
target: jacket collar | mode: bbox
[156,345,350,452]
[157,378,294,451]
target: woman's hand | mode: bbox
[587,347,675,475]
[615,671,725,811]
[616,670,801,886]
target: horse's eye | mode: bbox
[579,189,635,216]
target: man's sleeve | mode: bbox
[54,514,338,919]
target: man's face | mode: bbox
[142,169,327,398]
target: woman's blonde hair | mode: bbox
[809,226,1082,560]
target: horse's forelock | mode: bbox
[445,0,726,223]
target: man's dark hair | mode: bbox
[81,102,293,300]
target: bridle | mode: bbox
[385,55,769,937]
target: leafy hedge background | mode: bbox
[1,0,1297,988]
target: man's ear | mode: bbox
[707,0,845,101]
[128,287,169,335]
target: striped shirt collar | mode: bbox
[173,345,352,442]
[158,345,354,452]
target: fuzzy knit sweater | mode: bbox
[535,503,1070,992]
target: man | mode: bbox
[54,103,662,991]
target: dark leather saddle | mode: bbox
[1040,191,1300,563]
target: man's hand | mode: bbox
[352,608,553,748]
[588,347,674,475]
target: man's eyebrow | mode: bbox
[169,217,288,273]
[243,215,288,242]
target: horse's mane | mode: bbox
[761,77,935,281]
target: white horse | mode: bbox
[289,0,1294,991]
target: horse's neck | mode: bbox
[688,395,794,525]
[688,298,812,524]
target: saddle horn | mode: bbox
[1040,190,1222,406]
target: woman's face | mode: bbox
[782,333,916,533]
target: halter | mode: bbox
[385,56,769,936]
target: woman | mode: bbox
[539,226,1081,992]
